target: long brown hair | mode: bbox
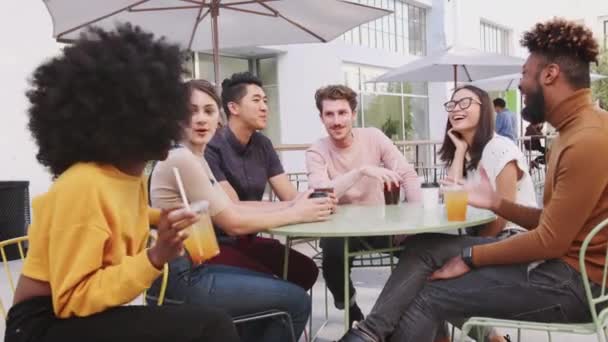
[178,79,222,143]
[184,79,221,108]
[438,85,495,175]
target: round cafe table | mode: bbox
[268,203,496,335]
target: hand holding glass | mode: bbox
[183,201,220,265]
[173,167,220,265]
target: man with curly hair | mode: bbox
[4,25,239,342]
[338,18,608,342]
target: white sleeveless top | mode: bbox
[466,134,538,230]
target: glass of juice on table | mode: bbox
[184,201,220,265]
[443,184,468,221]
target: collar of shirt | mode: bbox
[223,126,254,155]
[547,88,595,132]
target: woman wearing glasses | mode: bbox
[439,85,537,238]
[338,85,537,342]
[436,85,538,342]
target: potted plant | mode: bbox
[381,117,400,140]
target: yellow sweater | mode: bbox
[22,163,161,318]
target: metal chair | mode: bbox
[145,258,298,342]
[233,310,297,342]
[0,236,28,319]
[142,229,170,306]
[0,234,169,317]
[460,217,608,342]
[142,262,169,306]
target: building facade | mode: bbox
[2,0,607,197]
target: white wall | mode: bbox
[455,0,607,57]
[0,0,60,198]
[274,43,340,172]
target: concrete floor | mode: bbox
[0,242,600,342]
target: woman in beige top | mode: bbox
[149,79,332,342]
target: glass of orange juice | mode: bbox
[443,185,468,221]
[183,201,220,265]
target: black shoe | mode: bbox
[337,327,376,342]
[349,303,364,327]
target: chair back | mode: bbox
[579,217,608,333]
[144,230,169,306]
[0,236,28,319]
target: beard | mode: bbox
[521,84,546,125]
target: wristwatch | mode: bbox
[461,247,475,269]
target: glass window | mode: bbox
[361,26,369,48]
[183,53,196,80]
[196,53,249,82]
[407,97,429,140]
[342,63,429,140]
[257,58,277,85]
[352,26,361,45]
[339,0,426,56]
[193,54,281,143]
[480,21,510,55]
[256,58,280,143]
[362,93,405,140]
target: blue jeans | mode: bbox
[357,233,598,342]
[147,256,310,342]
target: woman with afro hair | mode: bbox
[4,24,239,342]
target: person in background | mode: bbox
[306,84,421,327]
[4,25,239,342]
[493,98,517,143]
[523,121,546,168]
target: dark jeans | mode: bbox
[320,236,395,309]
[207,236,319,290]
[5,296,239,342]
[147,257,310,342]
[358,233,598,342]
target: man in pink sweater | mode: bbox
[306,85,421,325]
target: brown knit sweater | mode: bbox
[473,89,608,285]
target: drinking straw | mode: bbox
[172,167,191,211]
[172,168,203,255]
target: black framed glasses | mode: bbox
[443,97,482,112]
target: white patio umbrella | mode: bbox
[371,46,525,88]
[468,72,608,92]
[43,0,391,89]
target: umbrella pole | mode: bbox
[210,1,225,124]
[453,64,457,89]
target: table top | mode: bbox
[268,203,496,237]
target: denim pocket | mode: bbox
[511,304,569,323]
[527,259,575,290]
